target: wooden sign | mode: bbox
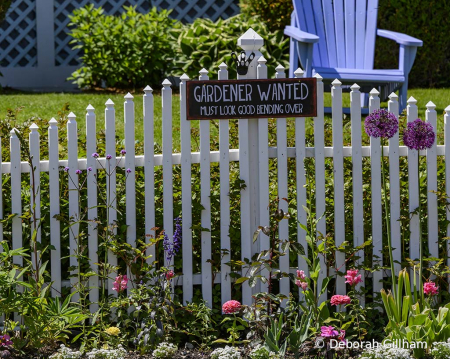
[186,77,317,120]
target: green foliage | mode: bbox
[264,313,287,356]
[287,313,310,359]
[376,0,450,88]
[0,0,11,24]
[67,5,180,89]
[172,14,289,80]
[239,0,293,31]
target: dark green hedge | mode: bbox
[375,0,450,88]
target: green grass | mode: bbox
[1,88,449,150]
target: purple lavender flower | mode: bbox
[163,217,182,262]
[403,118,436,150]
[126,168,132,174]
[106,154,112,160]
[75,169,82,175]
[64,167,69,172]
[87,167,93,172]
[92,152,99,158]
[364,109,398,139]
[121,149,126,155]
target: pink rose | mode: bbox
[330,295,351,306]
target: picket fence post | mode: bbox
[369,89,383,298]
[86,104,98,311]
[350,83,365,303]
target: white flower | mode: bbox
[153,342,177,358]
[49,344,83,359]
[431,342,450,359]
[211,346,241,359]
[86,344,127,359]
[359,344,413,359]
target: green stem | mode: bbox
[418,153,424,305]
[382,140,397,297]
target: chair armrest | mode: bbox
[377,29,423,47]
[284,26,319,44]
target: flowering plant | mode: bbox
[214,301,248,347]
[365,109,399,297]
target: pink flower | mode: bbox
[222,300,241,314]
[345,269,363,286]
[296,270,306,280]
[330,295,351,306]
[165,270,174,280]
[295,279,308,291]
[112,274,128,292]
[424,281,439,296]
[321,326,339,337]
[338,330,346,342]
[0,334,12,346]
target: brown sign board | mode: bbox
[186,77,317,120]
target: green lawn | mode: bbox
[1,88,449,150]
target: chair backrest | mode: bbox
[292,0,379,70]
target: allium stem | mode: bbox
[381,141,397,297]
[418,153,424,305]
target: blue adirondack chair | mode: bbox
[284,0,423,112]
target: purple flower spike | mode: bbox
[106,154,112,160]
[64,167,70,172]
[92,152,99,158]
[163,217,182,262]
[126,168,132,174]
[121,149,126,155]
[75,169,82,175]
[364,109,398,139]
[87,167,93,172]
[403,118,436,151]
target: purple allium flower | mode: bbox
[126,168,132,174]
[403,118,436,150]
[364,109,398,139]
[92,152,99,158]
[75,169,82,175]
[121,149,126,155]
[87,167,93,172]
[106,154,112,160]
[163,217,182,262]
[64,167,70,172]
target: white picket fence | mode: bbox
[2,29,450,310]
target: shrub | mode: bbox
[172,14,289,80]
[0,0,11,24]
[67,5,180,89]
[239,0,293,31]
[376,0,450,88]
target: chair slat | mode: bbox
[333,0,346,67]
[344,0,356,68]
[321,0,338,67]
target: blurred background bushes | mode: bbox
[67,0,449,89]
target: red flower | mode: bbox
[330,295,351,306]
[165,270,175,280]
[222,300,241,314]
